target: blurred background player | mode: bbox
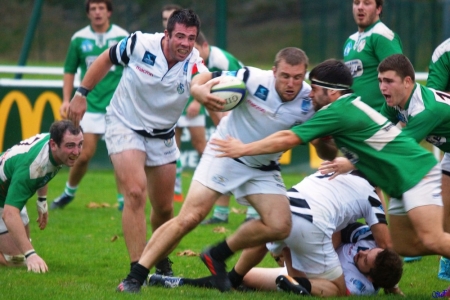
[51,0,128,211]
[343,0,403,112]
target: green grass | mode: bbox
[2,169,447,299]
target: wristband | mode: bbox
[37,198,48,214]
[76,86,90,97]
[24,249,36,259]
[37,196,47,202]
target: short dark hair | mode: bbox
[309,59,353,93]
[50,120,83,147]
[369,249,403,289]
[196,31,208,45]
[378,54,415,82]
[166,9,201,37]
[162,4,183,13]
[274,47,309,69]
[85,0,112,13]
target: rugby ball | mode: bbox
[211,76,247,112]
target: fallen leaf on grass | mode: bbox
[213,226,228,233]
[231,207,246,214]
[176,250,199,256]
[87,202,101,208]
[86,202,112,208]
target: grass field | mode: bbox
[2,169,448,299]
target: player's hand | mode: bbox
[67,94,87,128]
[210,136,245,158]
[318,157,356,180]
[191,77,225,111]
[59,101,70,119]
[26,254,48,273]
[186,100,201,118]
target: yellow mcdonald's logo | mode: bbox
[0,90,62,152]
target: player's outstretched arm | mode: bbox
[211,130,302,158]
[2,205,48,273]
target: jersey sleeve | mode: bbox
[109,32,138,66]
[427,43,450,91]
[63,37,81,74]
[373,33,403,62]
[402,109,443,142]
[5,167,36,210]
[291,105,343,143]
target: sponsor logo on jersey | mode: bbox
[356,39,366,52]
[247,99,266,114]
[345,60,363,78]
[177,82,185,94]
[350,278,366,293]
[136,65,154,77]
[164,137,174,147]
[300,97,312,114]
[344,41,353,56]
[254,85,269,101]
[142,51,156,66]
[212,175,228,186]
[426,135,446,147]
[81,40,94,52]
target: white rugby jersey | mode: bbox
[109,31,208,136]
[213,67,314,167]
[288,171,386,237]
[338,238,379,295]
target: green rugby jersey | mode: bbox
[381,83,450,153]
[427,38,450,92]
[343,21,403,111]
[64,24,128,113]
[0,134,61,209]
[291,93,437,198]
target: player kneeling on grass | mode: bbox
[0,120,83,273]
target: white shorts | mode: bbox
[176,115,206,127]
[0,207,29,234]
[281,215,343,280]
[389,163,443,215]
[193,145,286,201]
[441,152,450,175]
[104,112,179,167]
[80,112,106,134]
